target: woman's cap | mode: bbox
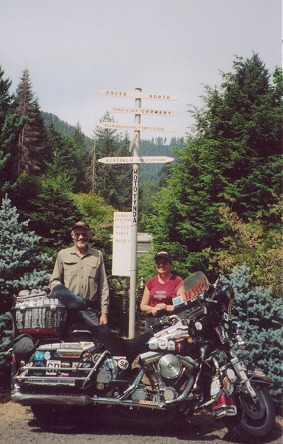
[154,250,172,262]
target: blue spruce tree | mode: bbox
[0,194,52,388]
[224,264,283,409]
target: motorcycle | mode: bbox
[11,271,275,438]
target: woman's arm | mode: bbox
[140,286,166,316]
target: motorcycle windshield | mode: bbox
[183,271,209,300]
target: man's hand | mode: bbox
[100,313,108,324]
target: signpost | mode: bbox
[97,88,178,338]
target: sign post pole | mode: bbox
[129,88,141,339]
[97,87,178,339]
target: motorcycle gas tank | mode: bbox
[148,335,177,352]
[148,319,197,353]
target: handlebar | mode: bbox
[150,314,181,332]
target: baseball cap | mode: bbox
[154,249,172,262]
[71,221,90,231]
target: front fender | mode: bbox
[246,365,272,387]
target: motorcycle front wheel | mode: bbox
[31,404,92,432]
[223,384,275,439]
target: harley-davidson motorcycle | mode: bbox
[11,271,275,438]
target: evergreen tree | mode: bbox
[0,66,23,195]
[25,185,83,259]
[91,113,132,211]
[45,124,89,193]
[70,122,89,192]
[72,192,115,274]
[13,69,46,175]
[0,194,52,303]
[0,195,52,368]
[224,264,283,408]
[142,55,282,272]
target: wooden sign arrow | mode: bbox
[97,89,179,101]
[98,156,174,164]
[98,122,177,132]
[107,106,179,117]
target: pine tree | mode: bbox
[45,124,89,193]
[142,55,282,272]
[0,194,52,304]
[0,195,52,376]
[224,264,283,408]
[13,69,46,175]
[25,185,83,259]
[86,140,97,193]
[92,113,132,211]
[70,122,89,192]
[0,66,23,195]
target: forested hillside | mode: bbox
[42,110,182,185]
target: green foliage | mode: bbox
[0,312,12,351]
[139,138,183,185]
[42,112,77,136]
[0,311,12,391]
[72,192,115,271]
[209,203,283,298]
[0,195,52,356]
[0,195,52,299]
[0,66,24,195]
[26,185,83,260]
[140,55,282,277]
[91,114,133,211]
[42,111,93,150]
[14,69,47,176]
[44,124,89,192]
[224,264,283,408]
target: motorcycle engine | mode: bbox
[158,354,182,379]
[139,351,198,401]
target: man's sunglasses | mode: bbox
[73,232,89,238]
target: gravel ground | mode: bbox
[0,396,282,444]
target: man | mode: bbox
[49,221,109,325]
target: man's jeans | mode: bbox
[50,284,100,326]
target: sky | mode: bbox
[1,0,282,140]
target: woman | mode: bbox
[140,249,186,332]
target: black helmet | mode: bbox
[211,283,234,306]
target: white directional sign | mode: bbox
[97,89,179,101]
[107,106,179,117]
[98,122,177,132]
[98,156,174,164]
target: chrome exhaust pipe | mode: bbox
[12,376,195,410]
[12,391,166,410]
[12,391,93,406]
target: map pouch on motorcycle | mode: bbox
[12,334,36,361]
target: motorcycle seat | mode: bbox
[68,324,153,360]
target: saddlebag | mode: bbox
[12,334,36,361]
